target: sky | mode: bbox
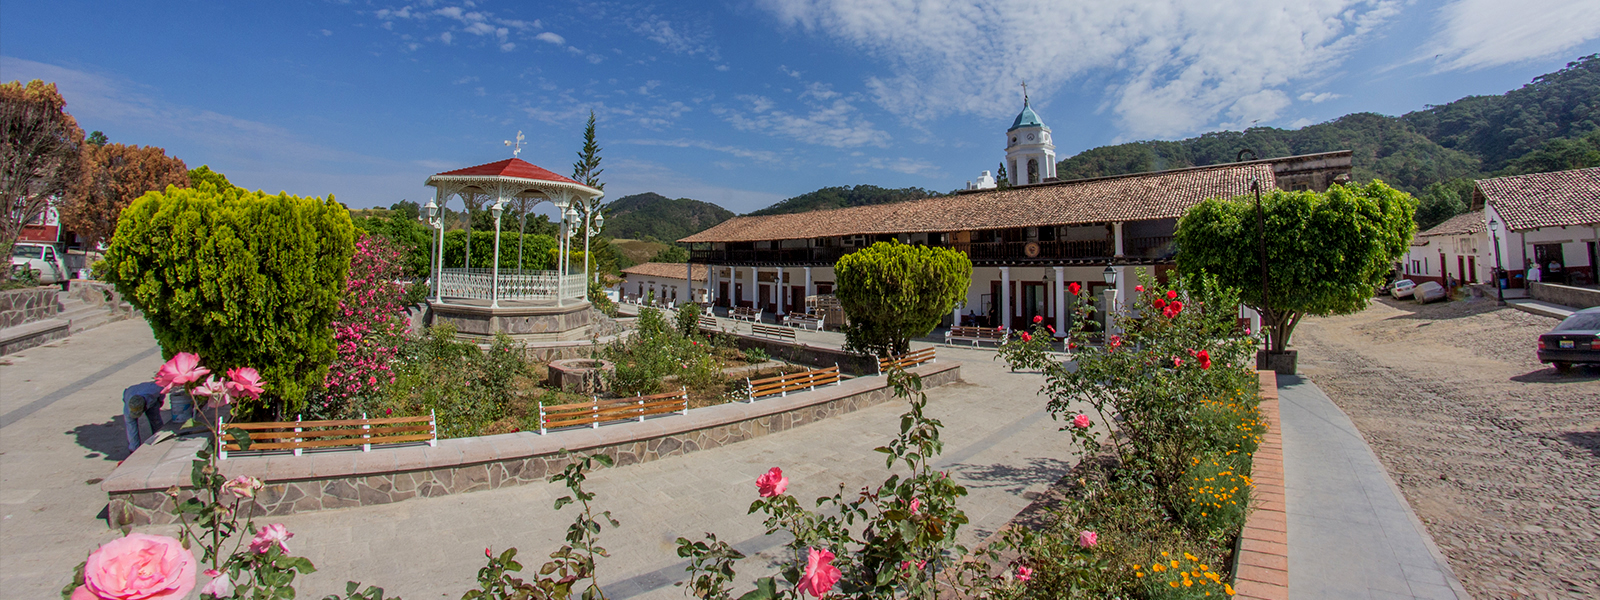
[3,0,1599,215]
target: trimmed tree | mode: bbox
[835,241,972,356]
[100,184,355,418]
[1175,180,1416,357]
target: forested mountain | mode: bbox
[745,185,945,216]
[1055,54,1600,229]
[604,192,734,242]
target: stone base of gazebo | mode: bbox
[430,300,597,343]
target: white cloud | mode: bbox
[439,31,453,44]
[1425,0,1600,71]
[715,64,730,72]
[718,93,889,148]
[760,0,1403,139]
[1298,91,1342,104]
[856,156,941,176]
[536,31,565,45]
[629,13,721,61]
[623,138,782,163]
[321,29,333,36]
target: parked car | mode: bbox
[1389,279,1416,299]
[10,242,68,284]
[1537,307,1600,373]
[1412,281,1447,304]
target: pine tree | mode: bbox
[572,111,604,191]
[996,162,1011,189]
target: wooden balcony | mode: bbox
[689,236,1175,266]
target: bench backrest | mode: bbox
[698,315,720,330]
[748,365,840,400]
[751,322,797,340]
[219,413,437,458]
[878,347,936,373]
[539,388,689,434]
[950,326,1006,339]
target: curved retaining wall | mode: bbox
[102,362,959,527]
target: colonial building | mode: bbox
[681,99,1353,333]
[1403,211,1487,286]
[617,262,708,305]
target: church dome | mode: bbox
[1008,101,1050,133]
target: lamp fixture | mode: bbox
[1102,265,1117,285]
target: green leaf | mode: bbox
[737,577,778,600]
[227,427,254,451]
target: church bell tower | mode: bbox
[1005,88,1056,185]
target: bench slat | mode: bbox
[227,415,431,430]
[240,424,433,440]
[223,432,436,451]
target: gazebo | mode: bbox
[423,157,605,342]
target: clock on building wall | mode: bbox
[1027,133,1035,141]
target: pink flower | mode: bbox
[1108,335,1122,350]
[1193,349,1212,370]
[1032,315,1043,324]
[225,367,264,399]
[191,376,232,409]
[199,570,233,599]
[222,476,263,499]
[1019,331,1032,342]
[1173,357,1183,367]
[71,533,195,600]
[1166,290,1178,300]
[1072,414,1091,429]
[756,467,788,497]
[1244,327,1252,335]
[797,547,841,597]
[154,352,209,393]
[1077,530,1098,548]
[249,524,293,555]
[486,548,493,558]
[1067,282,1081,295]
[996,324,1004,330]
[909,498,920,514]
[1016,565,1033,582]
[1135,285,1144,292]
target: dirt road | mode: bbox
[1294,295,1600,599]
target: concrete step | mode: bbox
[1507,299,1575,320]
[1,318,70,355]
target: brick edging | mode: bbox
[1234,370,1288,600]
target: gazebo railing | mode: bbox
[437,268,587,303]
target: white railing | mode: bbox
[437,268,586,303]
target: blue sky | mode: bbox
[3,0,1599,215]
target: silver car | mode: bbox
[1390,279,1416,299]
[1413,281,1447,304]
[10,243,68,284]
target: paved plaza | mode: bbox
[0,319,1079,599]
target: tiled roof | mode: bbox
[435,158,582,185]
[621,262,707,282]
[1417,210,1485,237]
[1477,167,1600,231]
[680,162,1277,243]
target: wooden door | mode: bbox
[1467,256,1476,283]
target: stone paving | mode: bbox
[0,319,1079,599]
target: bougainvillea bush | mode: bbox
[315,235,409,419]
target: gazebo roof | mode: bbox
[426,158,602,201]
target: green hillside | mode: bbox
[1055,54,1600,228]
[603,192,735,242]
[745,185,945,216]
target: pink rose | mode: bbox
[1072,414,1091,429]
[222,476,263,499]
[756,467,788,497]
[72,533,195,600]
[797,547,841,597]
[191,376,231,409]
[1077,530,1098,548]
[1173,357,1183,367]
[1019,331,1032,342]
[1108,335,1122,350]
[1016,565,1033,582]
[249,523,293,555]
[154,352,209,393]
[225,367,265,399]
[199,570,233,599]
[909,498,920,514]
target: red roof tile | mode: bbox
[436,158,582,185]
[680,162,1277,243]
[1476,167,1600,231]
[1417,210,1485,237]
[621,262,707,282]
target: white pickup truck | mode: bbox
[10,242,69,284]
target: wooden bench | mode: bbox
[697,315,724,333]
[218,413,437,459]
[538,388,689,434]
[751,322,798,342]
[731,306,764,322]
[783,313,822,330]
[747,366,840,401]
[877,347,936,374]
[945,325,1008,347]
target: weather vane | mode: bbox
[504,130,524,158]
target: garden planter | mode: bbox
[546,358,614,394]
[1256,350,1297,375]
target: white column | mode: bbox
[1053,266,1066,337]
[1113,221,1125,257]
[1000,266,1011,329]
[710,266,719,305]
[804,267,814,297]
[776,267,785,315]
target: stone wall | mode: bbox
[1528,282,1600,309]
[104,362,960,527]
[705,327,880,376]
[0,287,60,328]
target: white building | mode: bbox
[617,262,709,306]
[1478,167,1600,287]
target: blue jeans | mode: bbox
[123,395,166,453]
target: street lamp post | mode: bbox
[424,199,443,303]
[490,200,505,308]
[1489,217,1506,306]
[1238,148,1271,364]
[1101,264,1118,336]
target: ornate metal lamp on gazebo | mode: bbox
[422,157,605,342]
